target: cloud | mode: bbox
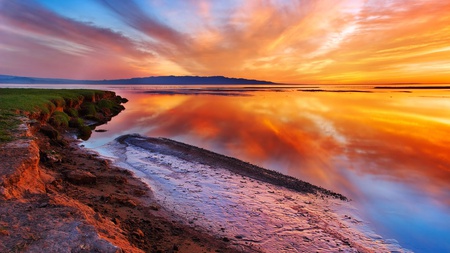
[0,1,160,79]
[99,0,189,49]
[1,0,449,83]
[93,0,357,80]
[313,0,450,83]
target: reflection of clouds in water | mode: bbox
[327,94,450,207]
[86,88,450,253]
[303,112,347,144]
[343,123,450,205]
[111,90,450,208]
[128,94,348,193]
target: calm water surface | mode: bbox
[84,85,450,253]
[6,84,450,252]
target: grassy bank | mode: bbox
[0,88,125,142]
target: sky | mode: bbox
[0,0,449,84]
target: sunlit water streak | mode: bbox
[4,84,450,252]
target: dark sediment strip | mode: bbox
[117,134,347,201]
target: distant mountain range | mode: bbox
[0,75,274,85]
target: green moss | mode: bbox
[0,89,104,113]
[0,88,106,142]
[78,125,92,140]
[98,99,114,108]
[98,99,125,115]
[80,102,97,117]
[50,111,70,128]
[69,117,84,128]
[51,98,66,108]
[0,130,13,142]
[65,108,78,117]
[0,88,125,142]
[0,110,20,142]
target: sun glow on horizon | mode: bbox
[1,0,450,84]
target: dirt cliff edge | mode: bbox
[0,92,241,253]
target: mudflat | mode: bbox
[105,134,406,253]
[0,129,241,253]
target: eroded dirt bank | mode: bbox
[0,92,239,252]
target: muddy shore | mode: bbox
[0,89,244,252]
[0,125,244,252]
[116,135,347,200]
[0,123,408,252]
[107,135,406,253]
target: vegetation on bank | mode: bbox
[0,88,126,142]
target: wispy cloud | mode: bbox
[1,0,449,83]
[99,0,189,48]
[0,1,163,79]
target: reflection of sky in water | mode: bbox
[84,86,450,253]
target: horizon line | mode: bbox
[1,73,450,86]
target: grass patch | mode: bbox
[0,110,21,142]
[49,111,70,128]
[80,102,97,117]
[69,117,84,128]
[98,99,124,115]
[0,88,107,142]
[78,125,92,140]
[65,107,78,117]
[0,89,104,114]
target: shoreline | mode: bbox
[0,89,240,252]
[0,122,407,252]
[1,122,241,252]
[103,134,407,253]
[116,134,347,200]
[1,125,407,252]
[0,88,407,252]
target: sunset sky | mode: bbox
[1,0,449,84]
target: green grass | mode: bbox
[65,107,78,117]
[0,88,107,142]
[0,110,20,142]
[98,99,124,115]
[0,89,105,113]
[78,125,92,140]
[49,111,70,128]
[80,102,97,117]
[69,117,84,128]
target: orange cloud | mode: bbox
[1,0,449,83]
[314,1,450,83]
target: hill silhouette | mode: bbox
[0,75,274,85]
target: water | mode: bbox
[4,84,450,252]
[105,134,404,252]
